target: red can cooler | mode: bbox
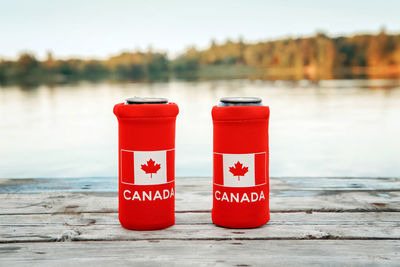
[113,97,179,230]
[212,97,270,228]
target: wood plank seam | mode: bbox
[1,208,399,216]
[1,237,400,245]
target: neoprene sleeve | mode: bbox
[212,105,270,228]
[114,102,179,230]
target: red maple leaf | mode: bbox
[229,161,248,181]
[141,158,161,178]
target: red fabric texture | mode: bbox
[212,105,270,228]
[114,102,179,230]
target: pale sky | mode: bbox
[1,0,400,59]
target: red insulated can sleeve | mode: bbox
[212,105,270,228]
[114,102,179,230]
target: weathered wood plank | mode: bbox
[0,177,399,193]
[0,212,399,243]
[1,177,398,214]
[0,240,399,266]
[0,190,398,215]
[1,212,399,226]
[0,177,399,266]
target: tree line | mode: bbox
[1,30,400,85]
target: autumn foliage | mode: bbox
[229,161,249,181]
[141,158,161,178]
[2,30,400,85]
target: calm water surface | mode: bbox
[1,79,399,178]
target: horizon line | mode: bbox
[1,28,398,61]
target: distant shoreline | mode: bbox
[1,31,400,86]
[1,65,399,88]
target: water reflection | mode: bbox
[0,79,399,178]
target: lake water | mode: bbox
[1,79,400,178]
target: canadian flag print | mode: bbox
[214,152,266,187]
[121,149,174,185]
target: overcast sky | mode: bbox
[1,0,400,59]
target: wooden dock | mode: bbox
[0,177,399,266]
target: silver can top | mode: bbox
[219,97,262,106]
[125,97,168,105]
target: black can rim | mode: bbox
[125,97,168,104]
[220,97,262,105]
